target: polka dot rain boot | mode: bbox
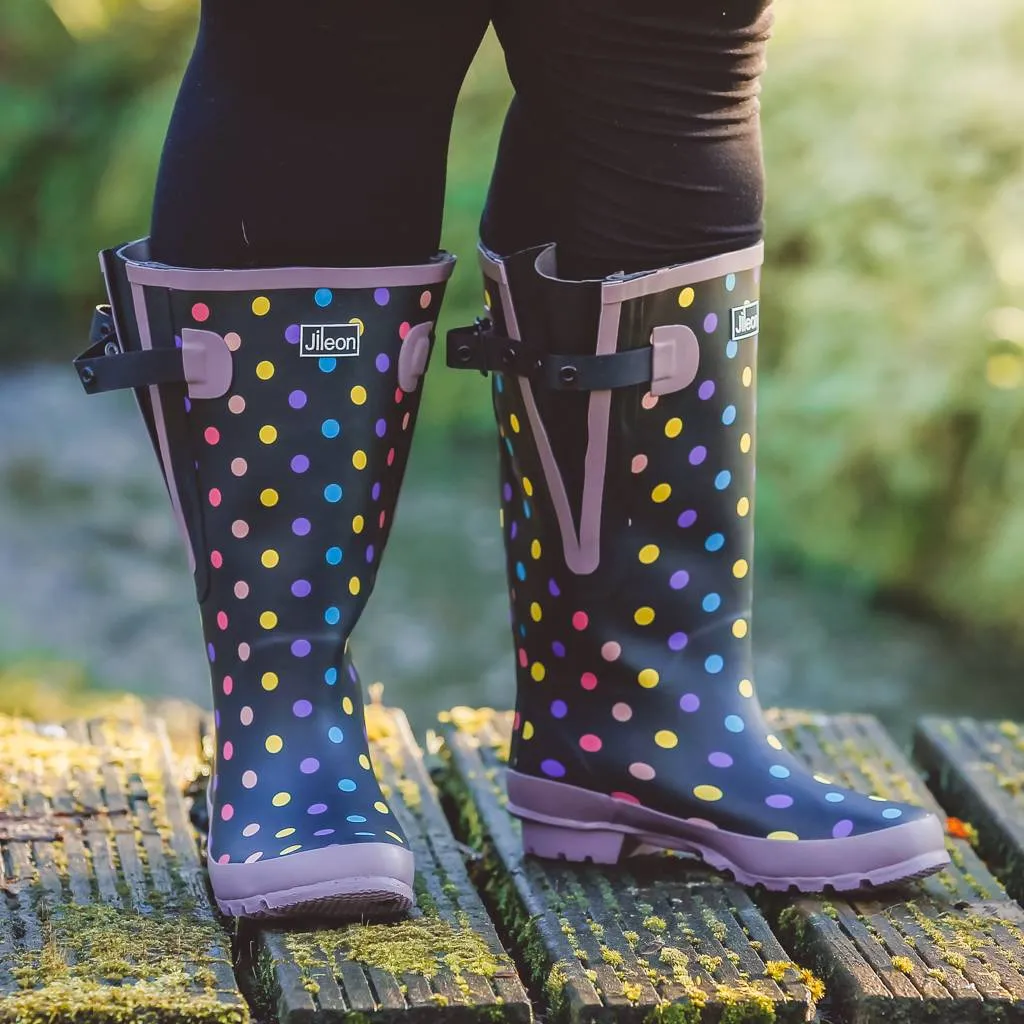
[75,239,455,918]
[446,241,949,892]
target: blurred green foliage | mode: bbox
[1,0,1022,633]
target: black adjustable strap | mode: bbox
[446,318,653,392]
[74,306,186,395]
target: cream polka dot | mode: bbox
[738,679,754,698]
[655,729,678,749]
[242,823,260,838]
[224,332,242,352]
[242,771,257,789]
[694,785,723,802]
[742,366,753,387]
[602,641,622,661]
[629,762,656,781]
[228,395,246,414]
[232,520,249,539]
[665,418,683,439]
[766,734,783,751]
[639,544,660,564]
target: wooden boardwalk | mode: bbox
[7,703,1024,1024]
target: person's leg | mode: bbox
[152,0,488,269]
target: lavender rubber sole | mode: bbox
[208,842,415,920]
[506,771,950,892]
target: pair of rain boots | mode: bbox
[76,238,948,919]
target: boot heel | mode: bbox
[522,821,626,864]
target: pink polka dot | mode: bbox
[222,676,233,695]
[210,550,223,568]
[220,803,234,821]
[232,520,249,539]
[217,853,230,865]
[238,643,251,662]
[641,392,659,410]
[222,741,233,760]
[631,454,648,474]
[420,290,432,309]
[192,302,210,322]
[228,395,245,414]
[612,702,633,722]
[209,488,222,507]
[204,426,220,445]
[580,672,598,691]
[399,321,411,340]
[402,412,412,431]
[224,332,241,351]
[601,641,622,662]
[611,791,641,805]
[513,711,521,730]
[379,510,387,529]
[231,458,247,476]
[629,762,656,781]
[234,581,249,599]
[572,611,589,631]
[387,448,396,466]
[216,611,229,631]
[580,734,602,753]
[518,648,528,668]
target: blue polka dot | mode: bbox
[725,715,745,733]
[825,792,845,803]
[523,501,532,519]
[505,438,514,456]
[338,778,356,792]
[346,815,367,824]
[354,832,376,838]
[882,808,903,820]
[324,483,343,503]
[705,655,724,674]
[722,405,737,425]
[705,533,725,552]
[518,624,527,638]
[324,607,341,625]
[319,357,337,373]
[769,765,791,779]
[325,668,338,685]
[715,471,732,490]
[725,273,736,292]
[326,546,343,565]
[329,728,345,744]
[314,288,333,307]
[516,562,527,581]
[726,340,738,359]
[495,374,504,394]
[702,593,722,613]
[322,418,340,439]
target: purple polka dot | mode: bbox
[292,517,311,536]
[698,380,716,401]
[300,757,320,774]
[372,482,382,501]
[214,710,221,728]
[703,312,718,333]
[689,446,707,466]
[289,390,307,409]
[174,335,182,349]
[541,759,566,779]
[678,509,698,528]
[291,454,310,474]
[291,639,312,658]
[307,803,328,815]
[293,699,313,718]
[680,693,700,712]
[669,632,689,652]
[184,397,191,413]
[766,794,794,809]
[549,579,561,597]
[832,819,854,839]
[709,752,734,768]
[503,483,513,502]
[207,643,216,663]
[365,545,375,563]
[375,419,387,438]
[510,522,518,540]
[349,664,359,682]
[670,570,690,590]
[552,641,566,658]
[374,287,390,306]
[314,828,336,837]
[551,700,568,719]
[375,353,390,373]
[291,579,311,598]
[285,324,301,344]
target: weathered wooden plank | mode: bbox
[255,702,531,1024]
[435,708,820,1024]
[0,712,246,1024]
[767,709,1024,1023]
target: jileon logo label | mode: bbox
[300,323,361,357]
[730,300,759,341]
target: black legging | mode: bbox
[151,0,772,279]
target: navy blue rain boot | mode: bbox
[76,240,454,917]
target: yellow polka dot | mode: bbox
[385,831,404,844]
[813,774,834,785]
[259,611,278,630]
[260,488,279,508]
[350,317,365,334]
[352,515,365,533]
[531,662,546,682]
[655,729,678,749]
[678,287,695,308]
[499,509,504,528]
[740,432,752,454]
[509,414,521,434]
[738,679,754,698]
[742,366,753,387]
[522,477,534,497]
[359,754,371,770]
[259,425,277,445]
[868,794,886,802]
[733,559,749,579]
[733,619,749,638]
[665,417,683,439]
[651,483,672,503]
[634,606,655,626]
[342,697,354,715]
[261,672,279,691]
[766,734,783,751]
[350,385,367,405]
[531,540,542,560]
[638,668,660,689]
[261,549,279,569]
[522,721,535,740]
[280,844,302,855]
[694,785,723,802]
[256,360,275,380]
[768,831,799,841]
[530,602,542,622]
[272,792,290,807]
[737,497,750,517]
[353,449,368,470]
[265,735,283,754]
[276,827,296,839]
[375,801,389,814]
[349,577,361,596]
[639,544,660,565]
[484,289,492,309]
[251,296,271,316]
